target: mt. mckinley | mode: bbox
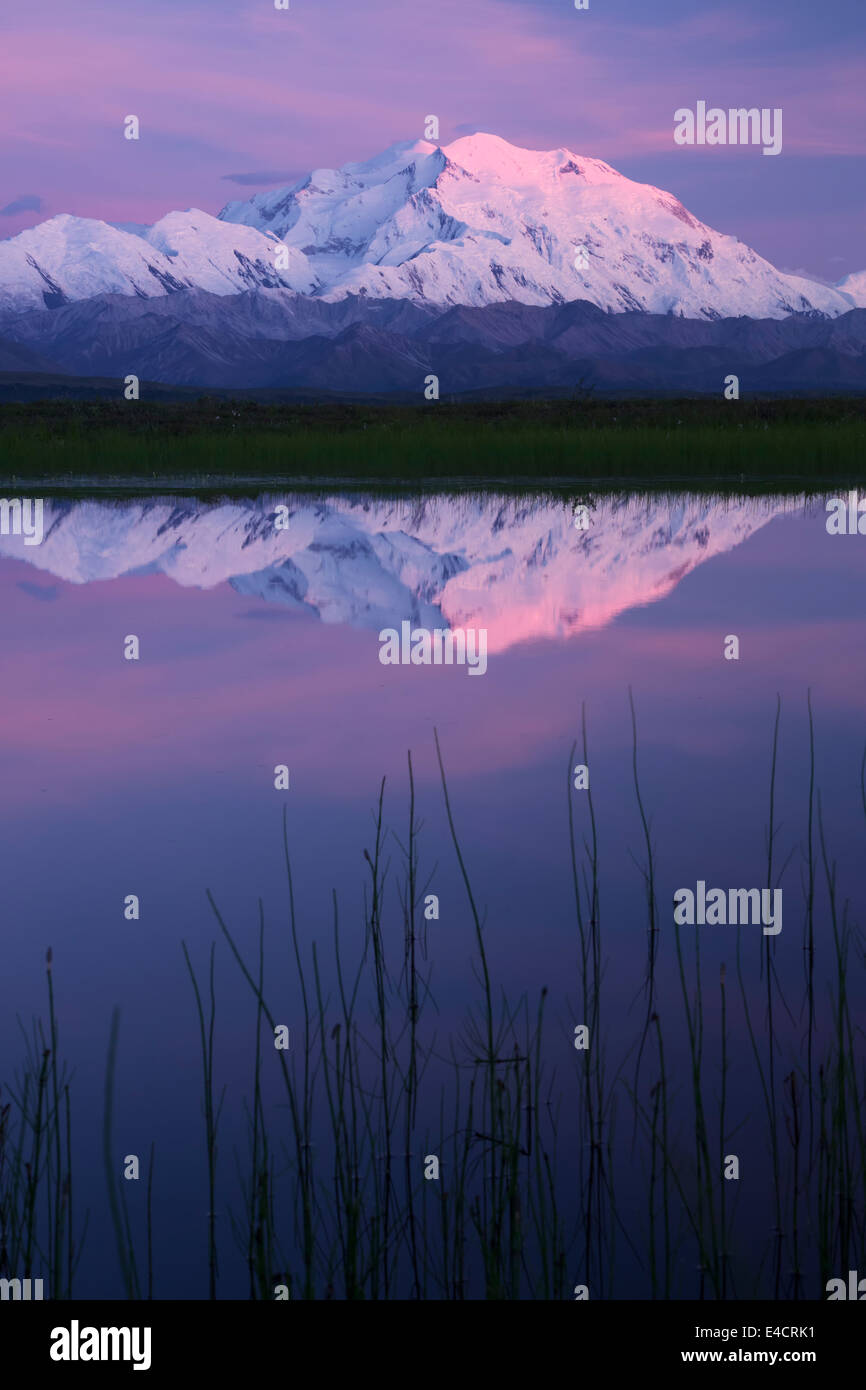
[2,133,861,318]
[1,134,864,393]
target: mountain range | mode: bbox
[0,134,863,395]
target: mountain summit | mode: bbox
[0,134,861,321]
[217,133,858,318]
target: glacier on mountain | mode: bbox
[0,134,861,321]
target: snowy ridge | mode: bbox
[0,134,862,321]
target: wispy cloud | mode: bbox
[0,194,44,216]
[16,580,60,601]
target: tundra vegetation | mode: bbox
[0,397,865,491]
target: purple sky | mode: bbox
[1,0,863,281]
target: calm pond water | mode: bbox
[1,489,864,1299]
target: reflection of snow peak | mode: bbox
[0,493,801,650]
[378,621,487,675]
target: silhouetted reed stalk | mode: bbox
[146,1141,154,1300]
[620,697,716,1297]
[567,704,605,1295]
[5,702,865,1299]
[629,687,659,1141]
[364,778,394,1297]
[182,940,223,1298]
[765,695,783,1297]
[805,691,816,1157]
[733,801,775,1294]
[719,962,729,1299]
[282,804,316,1298]
[206,890,316,1298]
[45,949,65,1299]
[399,749,422,1298]
[64,1084,74,1297]
[230,910,267,1298]
[785,1070,802,1298]
[311,897,367,1298]
[23,1037,48,1280]
[434,728,500,1297]
[817,794,860,1275]
[670,812,720,1296]
[0,953,80,1299]
[651,1012,671,1297]
[102,1009,140,1299]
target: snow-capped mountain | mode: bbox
[0,209,315,316]
[0,493,800,650]
[219,134,860,319]
[837,270,866,304]
[0,134,862,321]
